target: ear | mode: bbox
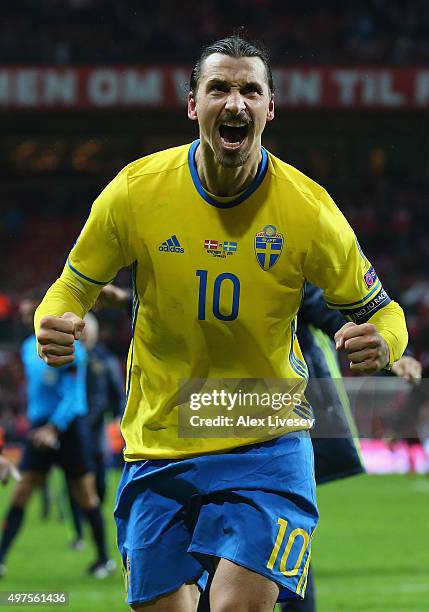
[266,96,275,122]
[188,91,198,121]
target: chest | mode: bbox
[131,197,308,324]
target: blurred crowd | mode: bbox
[2,0,429,65]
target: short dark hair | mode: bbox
[190,34,274,97]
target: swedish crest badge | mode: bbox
[254,225,283,270]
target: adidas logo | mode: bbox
[158,235,184,253]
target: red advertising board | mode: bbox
[1,66,429,110]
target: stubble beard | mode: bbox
[214,148,250,168]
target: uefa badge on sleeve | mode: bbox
[364,266,378,288]
[254,225,284,270]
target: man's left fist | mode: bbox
[334,321,390,374]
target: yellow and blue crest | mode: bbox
[254,225,284,270]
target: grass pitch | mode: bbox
[0,471,427,611]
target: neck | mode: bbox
[195,141,262,197]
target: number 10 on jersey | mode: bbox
[196,270,240,321]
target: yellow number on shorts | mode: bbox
[122,555,130,600]
[267,518,310,577]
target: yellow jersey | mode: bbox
[35,141,407,459]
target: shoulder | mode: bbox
[266,151,327,210]
[267,151,345,227]
[93,144,191,211]
[125,143,191,180]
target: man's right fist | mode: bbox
[37,312,85,368]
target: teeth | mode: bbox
[222,122,247,127]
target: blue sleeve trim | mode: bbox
[326,280,381,309]
[344,288,392,323]
[67,259,113,286]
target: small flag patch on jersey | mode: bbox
[254,225,283,270]
[204,239,238,258]
[158,235,184,253]
[223,241,237,252]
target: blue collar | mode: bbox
[187,139,268,208]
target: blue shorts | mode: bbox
[115,432,318,606]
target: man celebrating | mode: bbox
[35,36,407,612]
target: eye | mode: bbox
[242,85,263,96]
[209,83,229,93]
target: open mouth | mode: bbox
[218,123,250,149]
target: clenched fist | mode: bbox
[37,312,85,368]
[334,321,390,374]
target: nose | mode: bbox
[225,89,246,114]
